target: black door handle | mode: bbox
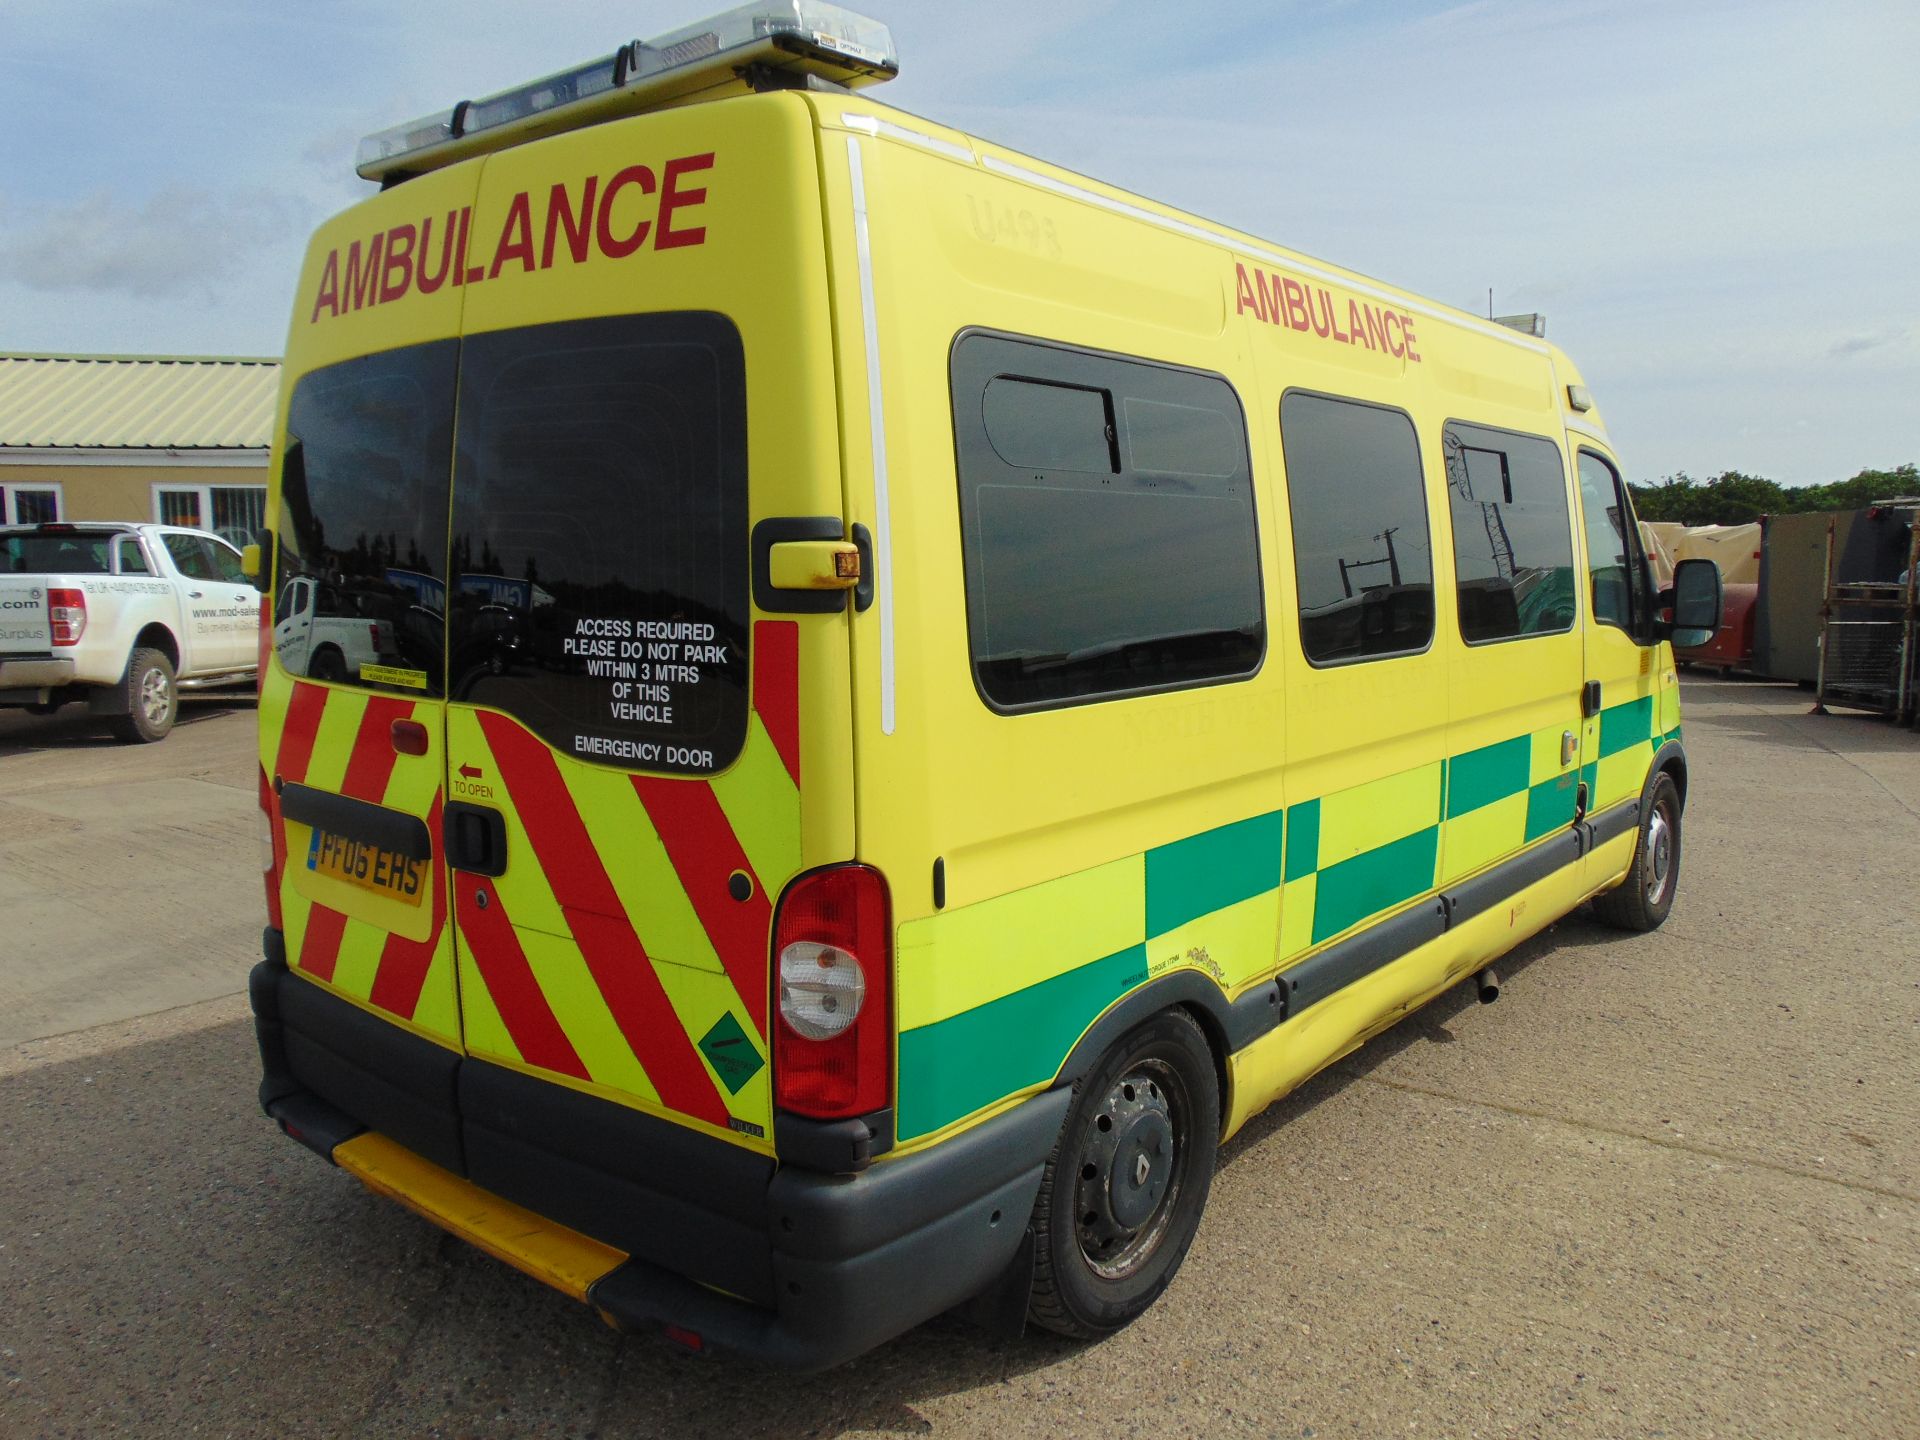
[445,801,507,877]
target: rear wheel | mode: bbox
[1592,770,1681,931]
[1028,1009,1218,1339]
[108,647,177,743]
[308,646,348,682]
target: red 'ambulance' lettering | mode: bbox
[1233,261,1422,364]
[309,151,717,323]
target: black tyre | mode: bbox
[108,647,177,743]
[1028,1009,1219,1339]
[308,646,349,682]
[1592,770,1681,932]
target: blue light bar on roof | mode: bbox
[355,2,898,182]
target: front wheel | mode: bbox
[1027,1009,1219,1339]
[1592,770,1681,931]
[108,647,177,743]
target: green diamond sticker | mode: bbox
[697,1012,764,1095]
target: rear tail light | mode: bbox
[772,865,891,1120]
[48,588,86,646]
[259,764,285,930]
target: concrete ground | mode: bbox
[0,677,1915,1439]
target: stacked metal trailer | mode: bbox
[1810,499,1920,725]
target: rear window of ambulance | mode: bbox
[447,312,749,777]
[279,341,458,695]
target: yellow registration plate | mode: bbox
[306,829,428,906]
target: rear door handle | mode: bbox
[445,801,507,877]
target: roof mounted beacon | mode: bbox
[355,2,898,184]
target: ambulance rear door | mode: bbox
[439,94,851,1154]
[267,160,480,1160]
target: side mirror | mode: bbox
[1667,557,1722,648]
[242,530,275,594]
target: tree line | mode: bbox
[1628,464,1918,526]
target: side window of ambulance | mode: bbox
[448,313,750,778]
[1577,451,1650,636]
[1442,423,1576,644]
[951,332,1264,711]
[279,341,458,694]
[1279,392,1434,665]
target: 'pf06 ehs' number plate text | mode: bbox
[307,829,427,905]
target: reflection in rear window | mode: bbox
[279,341,458,695]
[448,312,749,777]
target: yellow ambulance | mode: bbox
[246,2,1724,1367]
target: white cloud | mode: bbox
[0,186,308,300]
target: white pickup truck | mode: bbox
[0,522,261,742]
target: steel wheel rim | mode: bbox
[1073,1056,1190,1281]
[1646,804,1675,906]
[139,667,171,726]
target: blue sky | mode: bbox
[2,0,1914,485]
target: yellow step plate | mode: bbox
[334,1132,626,1302]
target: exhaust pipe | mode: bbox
[1475,966,1500,1005]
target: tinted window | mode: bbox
[448,313,749,777]
[280,341,458,694]
[952,333,1263,710]
[162,534,216,581]
[1578,450,1650,635]
[116,537,151,574]
[2,532,110,574]
[1278,393,1434,664]
[1123,396,1244,477]
[207,538,248,584]
[982,377,1115,473]
[1443,423,1576,643]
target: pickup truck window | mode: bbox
[116,537,152,574]
[4,534,110,574]
[163,534,217,581]
[206,538,247,584]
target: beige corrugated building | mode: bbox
[0,353,279,545]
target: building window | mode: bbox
[154,483,268,548]
[1442,422,1577,644]
[1278,392,1434,665]
[0,484,64,525]
[951,331,1264,711]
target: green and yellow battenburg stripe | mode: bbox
[895,696,1682,1144]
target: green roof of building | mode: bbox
[0,353,280,450]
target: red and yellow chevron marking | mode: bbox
[450,620,802,1143]
[262,670,460,1049]
[259,621,805,1148]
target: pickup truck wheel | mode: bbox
[1027,1009,1218,1339]
[108,648,177,743]
[308,646,348,682]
